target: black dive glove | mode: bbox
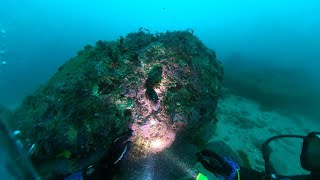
[65,129,133,180]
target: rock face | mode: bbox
[12,30,223,178]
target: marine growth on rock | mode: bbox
[12,29,223,178]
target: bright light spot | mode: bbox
[2,61,7,65]
[0,29,6,34]
[151,139,163,149]
[130,122,176,158]
[150,119,156,125]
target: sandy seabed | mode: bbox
[214,93,319,176]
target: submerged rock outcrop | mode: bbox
[12,30,223,178]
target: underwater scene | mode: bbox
[0,0,320,179]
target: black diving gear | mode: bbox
[64,129,133,180]
[63,131,320,180]
[197,132,320,180]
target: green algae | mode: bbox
[145,65,163,88]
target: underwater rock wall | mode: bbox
[12,30,223,178]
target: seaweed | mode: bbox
[145,65,163,88]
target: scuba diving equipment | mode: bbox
[300,132,320,172]
[262,134,305,175]
[0,120,40,180]
[197,132,320,180]
[64,129,133,180]
[196,150,240,180]
[262,132,320,177]
[196,173,208,180]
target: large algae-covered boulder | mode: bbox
[12,30,223,178]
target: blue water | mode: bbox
[0,0,319,109]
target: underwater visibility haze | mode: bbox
[0,0,320,179]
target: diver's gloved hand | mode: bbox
[86,128,133,179]
[107,128,133,165]
[196,150,240,180]
[65,129,133,180]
